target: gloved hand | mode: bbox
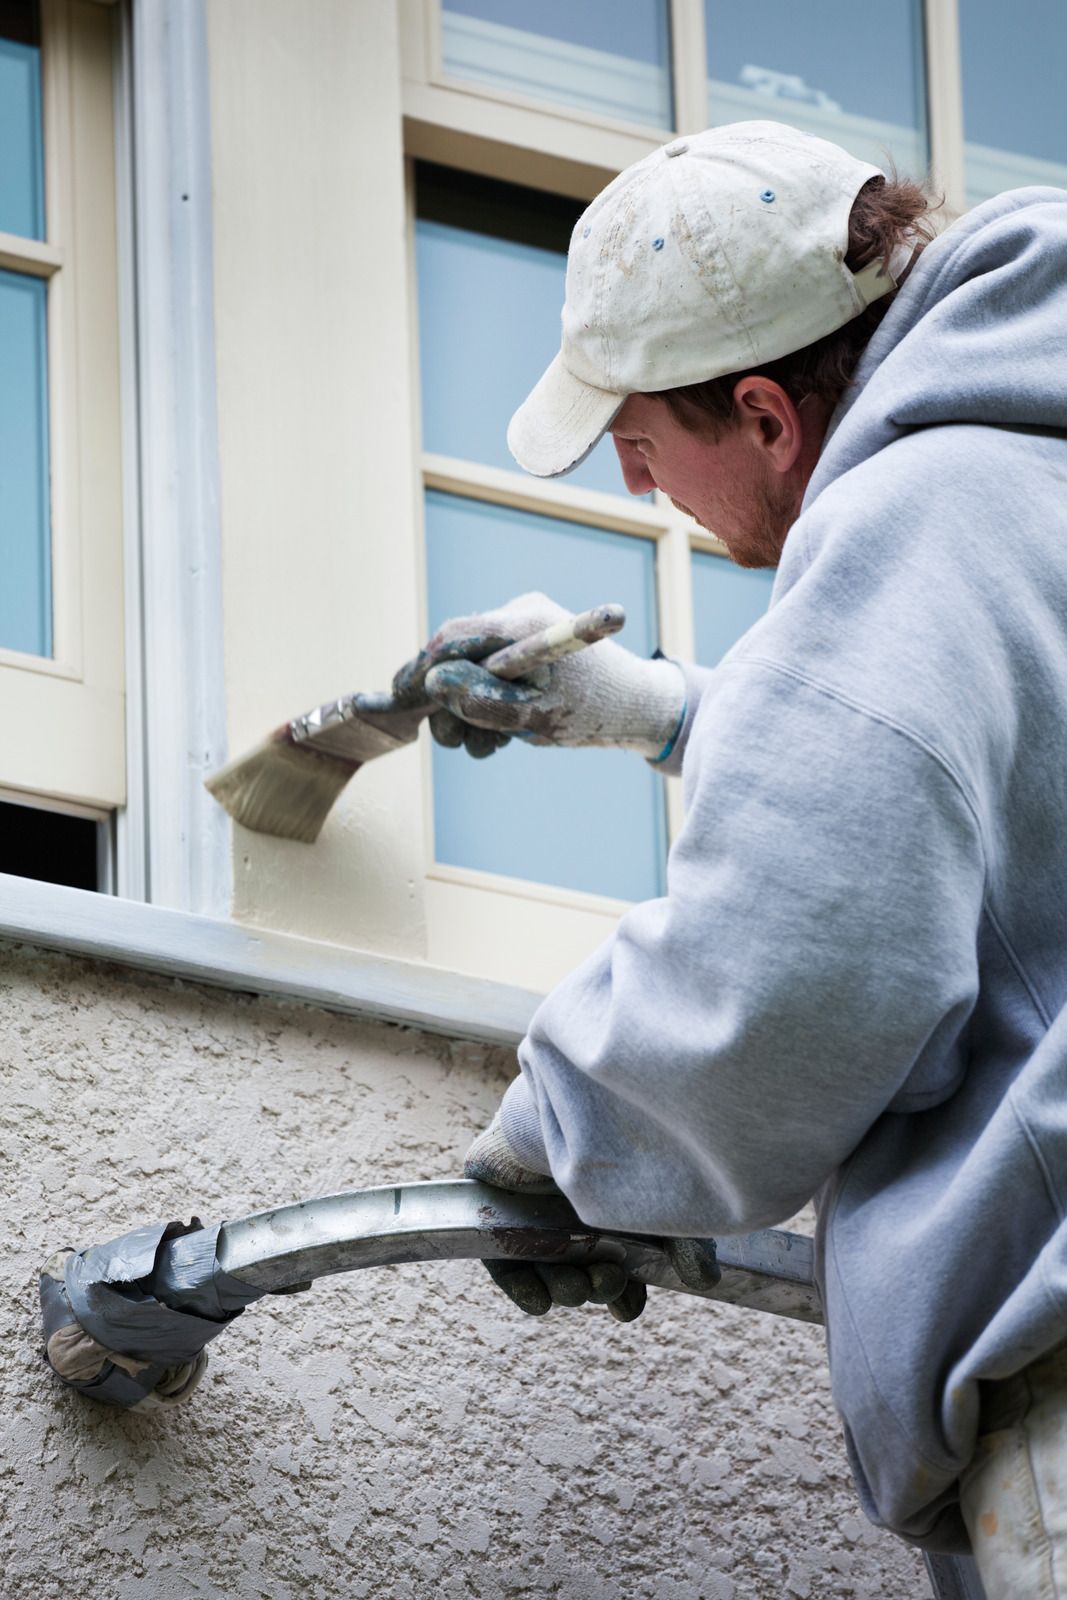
[391,593,686,762]
[464,1115,720,1322]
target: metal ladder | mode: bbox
[216,1183,988,1600]
[43,1180,987,1598]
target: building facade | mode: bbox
[2,1,1062,1593]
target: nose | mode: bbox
[612,436,656,496]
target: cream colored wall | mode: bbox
[208,0,428,958]
[5,940,926,1599]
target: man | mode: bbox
[394,122,1067,1597]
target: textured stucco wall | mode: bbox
[2,942,926,1598]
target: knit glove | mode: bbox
[464,1115,720,1322]
[391,593,685,762]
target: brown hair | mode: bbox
[656,175,941,435]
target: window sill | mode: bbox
[0,873,540,1047]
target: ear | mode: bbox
[730,377,805,473]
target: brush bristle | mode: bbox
[205,732,360,842]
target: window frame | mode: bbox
[0,0,125,812]
[405,154,736,986]
[401,1,971,213]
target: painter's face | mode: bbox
[609,393,796,569]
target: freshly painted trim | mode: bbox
[428,859,631,917]
[0,231,63,275]
[402,81,658,203]
[0,784,107,821]
[130,0,231,916]
[0,873,541,1046]
[422,453,666,539]
[112,0,147,900]
[669,0,708,136]
[924,0,966,213]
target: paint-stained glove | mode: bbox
[464,1115,720,1322]
[391,593,686,761]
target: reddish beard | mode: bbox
[672,473,799,570]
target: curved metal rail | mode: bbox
[217,1180,822,1324]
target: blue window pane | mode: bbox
[705,1,927,177]
[0,36,45,240]
[416,212,633,496]
[959,0,1067,206]
[692,552,773,667]
[426,490,667,902]
[0,269,51,657]
[442,0,673,130]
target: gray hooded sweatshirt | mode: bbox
[499,188,1067,1552]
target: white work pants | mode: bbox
[960,1346,1067,1600]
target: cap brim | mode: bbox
[507,353,625,479]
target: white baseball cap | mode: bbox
[507,120,898,479]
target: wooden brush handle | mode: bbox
[482,603,625,681]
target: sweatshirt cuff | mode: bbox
[499,1075,553,1177]
[648,660,714,777]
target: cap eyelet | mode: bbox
[760,189,776,204]
[652,237,665,251]
[582,225,591,238]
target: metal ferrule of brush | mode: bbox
[291,696,360,744]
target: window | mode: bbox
[0,0,124,816]
[411,160,772,984]
[703,0,929,176]
[958,0,1067,206]
[439,0,674,132]
[0,797,103,891]
[415,163,668,913]
[424,491,668,903]
[1,2,50,658]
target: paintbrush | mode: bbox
[205,602,626,844]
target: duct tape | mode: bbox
[39,1218,267,1410]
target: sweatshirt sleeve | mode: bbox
[499,658,986,1237]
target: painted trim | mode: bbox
[0,872,541,1046]
[0,231,63,275]
[438,10,673,132]
[112,0,146,900]
[422,453,666,540]
[129,0,231,916]
[427,860,632,918]
[668,0,708,137]
[924,0,966,212]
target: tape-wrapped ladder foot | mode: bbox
[38,1216,265,1411]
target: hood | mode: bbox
[806,186,1067,507]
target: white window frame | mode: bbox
[405,155,728,987]
[0,0,229,915]
[0,0,125,814]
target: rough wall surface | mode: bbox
[2,942,926,1599]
